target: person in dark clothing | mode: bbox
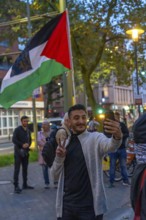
[130,113,146,219]
[51,104,122,220]
[12,116,34,194]
[108,111,130,187]
[130,163,146,220]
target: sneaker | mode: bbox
[108,183,115,188]
[44,184,50,189]
[14,186,22,194]
[122,182,130,186]
[23,185,34,189]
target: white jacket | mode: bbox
[51,130,122,217]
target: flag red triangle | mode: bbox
[41,11,71,69]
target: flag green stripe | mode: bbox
[0,60,69,109]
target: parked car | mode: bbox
[28,117,62,132]
[48,117,62,128]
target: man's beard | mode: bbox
[74,125,86,134]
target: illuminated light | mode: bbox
[98,109,103,114]
[141,71,146,76]
[126,26,144,42]
[99,114,105,119]
[123,106,129,111]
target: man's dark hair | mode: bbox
[68,104,86,117]
[21,116,29,121]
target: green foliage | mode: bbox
[0,154,14,167]
[29,149,38,162]
[0,150,38,167]
[67,0,146,112]
[0,0,146,113]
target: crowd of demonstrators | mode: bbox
[12,116,34,194]
[51,104,122,220]
[13,107,143,220]
[37,120,50,189]
[108,111,130,188]
[38,113,70,188]
[131,112,146,220]
[88,116,100,132]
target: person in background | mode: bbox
[130,113,146,220]
[37,120,50,189]
[51,104,122,220]
[88,116,100,132]
[55,112,71,144]
[12,116,33,194]
[108,111,130,188]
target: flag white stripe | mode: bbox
[1,42,50,93]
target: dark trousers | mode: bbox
[13,153,29,187]
[57,206,103,220]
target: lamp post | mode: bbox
[126,25,144,116]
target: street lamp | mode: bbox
[126,25,144,115]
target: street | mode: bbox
[0,141,13,155]
[0,161,134,220]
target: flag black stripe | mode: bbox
[10,13,62,77]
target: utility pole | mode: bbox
[26,0,38,149]
[59,0,74,112]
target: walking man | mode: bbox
[51,104,122,220]
[13,115,34,193]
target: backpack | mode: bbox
[42,130,58,168]
[132,113,146,144]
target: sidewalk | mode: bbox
[0,162,134,220]
[0,137,12,144]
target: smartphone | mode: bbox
[104,110,115,121]
[104,110,115,137]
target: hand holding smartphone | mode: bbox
[103,110,115,137]
[104,110,115,121]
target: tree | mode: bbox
[0,0,146,114]
[43,76,63,118]
[68,0,146,114]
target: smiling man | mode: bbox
[51,104,122,220]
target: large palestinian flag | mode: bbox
[0,10,72,109]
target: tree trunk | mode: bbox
[83,73,98,116]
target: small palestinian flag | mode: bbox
[0,10,72,109]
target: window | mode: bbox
[2,118,7,127]
[9,129,13,135]
[14,117,19,127]
[8,110,12,115]
[3,129,8,135]
[2,110,7,115]
[8,118,13,127]
[103,87,109,98]
[14,110,19,115]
